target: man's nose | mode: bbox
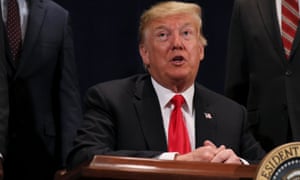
[172,34,184,50]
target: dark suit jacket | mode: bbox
[225,0,300,152]
[4,0,82,179]
[67,74,265,169]
[0,3,9,157]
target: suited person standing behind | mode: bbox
[0,2,9,162]
[225,0,300,153]
[67,1,266,170]
[1,0,82,179]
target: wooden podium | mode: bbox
[55,155,258,180]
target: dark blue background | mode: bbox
[54,0,234,97]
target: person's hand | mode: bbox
[175,140,242,165]
[175,140,225,162]
[211,147,241,164]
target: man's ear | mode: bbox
[139,44,150,65]
[199,45,204,62]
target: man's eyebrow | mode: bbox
[153,25,169,31]
[181,22,194,28]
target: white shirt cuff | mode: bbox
[157,152,179,160]
[240,158,249,165]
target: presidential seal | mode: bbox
[255,142,300,180]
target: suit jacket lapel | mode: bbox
[194,84,217,148]
[0,3,6,66]
[290,22,300,60]
[257,0,286,61]
[133,75,167,151]
[16,0,46,76]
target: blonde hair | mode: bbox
[138,1,207,46]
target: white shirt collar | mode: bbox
[151,77,195,114]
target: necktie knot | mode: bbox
[171,94,185,109]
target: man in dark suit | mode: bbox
[67,1,265,169]
[1,0,82,179]
[0,2,9,160]
[225,0,300,153]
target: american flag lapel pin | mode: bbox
[204,112,213,119]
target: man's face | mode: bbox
[139,13,204,90]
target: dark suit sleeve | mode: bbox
[58,12,83,168]
[224,0,249,106]
[66,85,162,170]
[240,105,265,163]
[0,16,9,156]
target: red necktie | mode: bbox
[7,0,22,61]
[168,95,191,154]
[282,0,299,59]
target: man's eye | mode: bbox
[182,30,195,40]
[158,33,168,40]
[183,31,191,36]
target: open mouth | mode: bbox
[172,56,184,62]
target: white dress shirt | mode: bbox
[151,78,195,159]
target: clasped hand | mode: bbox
[175,140,242,164]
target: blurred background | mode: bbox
[54,0,234,97]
